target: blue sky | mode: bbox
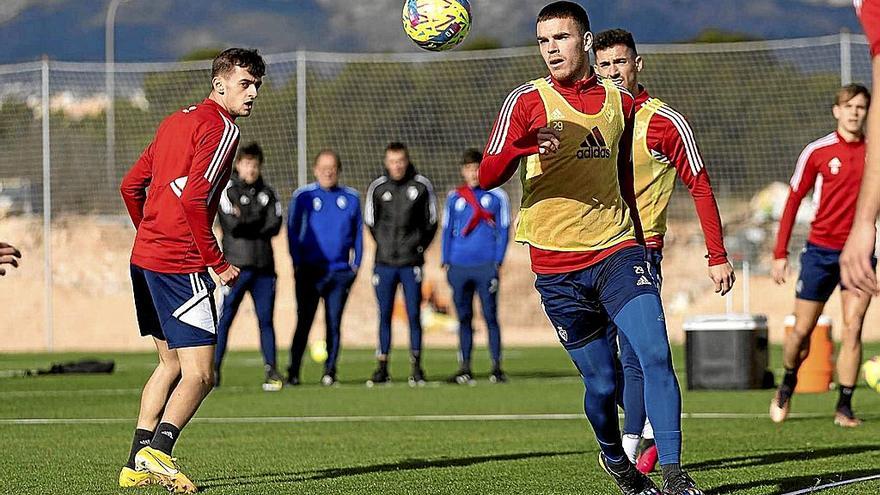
[0,0,863,63]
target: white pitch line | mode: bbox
[0,411,836,426]
[779,473,880,495]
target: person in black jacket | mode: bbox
[214,143,284,391]
[364,142,437,386]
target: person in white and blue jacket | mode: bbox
[287,149,362,387]
[442,149,510,384]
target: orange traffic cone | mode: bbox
[784,315,833,393]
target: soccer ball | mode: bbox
[864,356,880,392]
[402,0,472,51]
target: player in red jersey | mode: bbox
[840,1,880,292]
[593,27,734,474]
[117,48,265,492]
[481,2,700,494]
[770,84,871,428]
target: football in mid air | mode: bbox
[864,356,880,393]
[402,0,472,51]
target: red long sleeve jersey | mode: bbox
[479,73,640,274]
[121,98,240,274]
[773,132,866,259]
[634,88,728,266]
[856,0,880,57]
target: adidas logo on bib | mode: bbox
[577,126,611,159]
[637,276,652,286]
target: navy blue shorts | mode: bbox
[796,242,876,302]
[535,246,659,349]
[130,264,218,349]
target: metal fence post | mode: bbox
[841,29,852,86]
[296,49,307,189]
[41,56,53,352]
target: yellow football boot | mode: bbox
[134,446,198,494]
[118,466,155,488]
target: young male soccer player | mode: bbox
[287,149,362,386]
[119,48,264,492]
[441,149,510,384]
[480,2,701,493]
[214,142,284,391]
[593,28,734,473]
[365,142,437,386]
[840,0,880,292]
[770,84,872,428]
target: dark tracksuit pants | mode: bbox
[373,264,423,356]
[447,263,502,365]
[215,268,278,370]
[288,267,356,377]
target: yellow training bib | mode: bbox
[633,97,677,240]
[515,77,636,251]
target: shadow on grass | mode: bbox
[689,444,880,472]
[706,468,880,495]
[198,449,586,490]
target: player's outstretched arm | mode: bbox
[841,65,880,294]
[843,0,880,293]
[0,241,21,276]
[654,107,734,294]
[772,145,819,285]
[480,86,540,189]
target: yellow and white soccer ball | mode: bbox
[309,340,328,364]
[864,356,880,393]
[402,0,472,51]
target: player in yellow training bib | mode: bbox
[479,2,703,494]
[593,28,735,475]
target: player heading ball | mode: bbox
[119,48,265,493]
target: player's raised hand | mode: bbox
[840,220,879,295]
[771,258,789,285]
[537,127,560,155]
[708,261,735,296]
[0,241,22,276]
[217,264,240,287]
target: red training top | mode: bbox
[635,88,728,266]
[121,98,240,274]
[856,0,880,57]
[479,73,641,274]
[773,132,866,259]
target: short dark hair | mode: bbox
[236,142,263,165]
[835,83,871,107]
[211,48,266,80]
[314,149,342,170]
[460,148,483,166]
[385,141,409,157]
[537,1,590,35]
[593,28,638,56]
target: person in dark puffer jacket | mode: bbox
[214,142,283,391]
[364,142,437,387]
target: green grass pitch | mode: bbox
[1,344,879,494]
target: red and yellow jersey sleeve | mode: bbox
[480,81,543,189]
[638,100,728,266]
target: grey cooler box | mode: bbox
[683,313,770,390]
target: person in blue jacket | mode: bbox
[442,149,510,384]
[287,149,362,386]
